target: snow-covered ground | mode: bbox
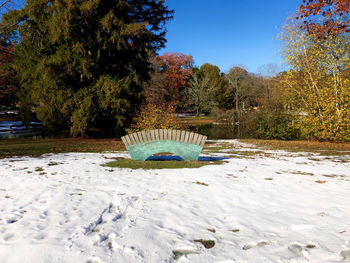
[0,140,350,263]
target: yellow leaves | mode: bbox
[280,18,350,141]
[132,103,180,131]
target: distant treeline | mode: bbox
[0,0,349,141]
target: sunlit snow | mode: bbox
[0,140,349,262]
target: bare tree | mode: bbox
[257,63,280,78]
[226,66,248,119]
[0,0,12,13]
[188,72,214,116]
[257,63,281,100]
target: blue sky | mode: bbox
[160,0,301,73]
[3,0,300,74]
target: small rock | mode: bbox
[257,240,270,247]
[306,242,316,249]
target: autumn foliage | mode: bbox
[0,44,18,108]
[156,52,193,105]
[298,0,350,37]
[132,103,180,131]
[280,20,350,141]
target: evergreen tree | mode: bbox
[197,63,227,110]
[1,0,173,136]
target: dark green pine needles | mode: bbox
[1,0,173,136]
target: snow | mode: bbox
[0,140,350,262]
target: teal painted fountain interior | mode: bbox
[126,140,203,161]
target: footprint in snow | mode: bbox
[288,242,309,257]
[34,224,46,231]
[106,232,119,249]
[173,246,200,259]
[105,231,143,261]
[6,213,24,224]
[39,210,49,220]
[242,240,272,250]
[32,233,46,241]
[242,242,255,250]
[2,233,15,242]
[152,191,168,201]
[85,195,141,239]
[65,231,80,249]
[86,257,103,263]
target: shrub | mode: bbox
[256,106,301,140]
[131,103,180,131]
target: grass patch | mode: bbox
[70,192,83,196]
[172,249,199,260]
[194,239,215,249]
[173,250,184,260]
[176,116,215,125]
[308,158,321,161]
[239,139,350,156]
[288,170,314,176]
[103,158,225,169]
[204,146,227,152]
[232,229,240,232]
[205,148,267,160]
[0,138,125,158]
[228,150,265,156]
[47,162,61,166]
[35,167,44,172]
[194,181,209,186]
[322,174,345,178]
[203,143,268,158]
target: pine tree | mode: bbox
[1,0,173,136]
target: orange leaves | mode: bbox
[0,43,18,107]
[297,0,350,37]
[156,52,194,104]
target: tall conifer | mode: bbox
[1,0,173,136]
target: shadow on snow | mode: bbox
[146,155,229,161]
